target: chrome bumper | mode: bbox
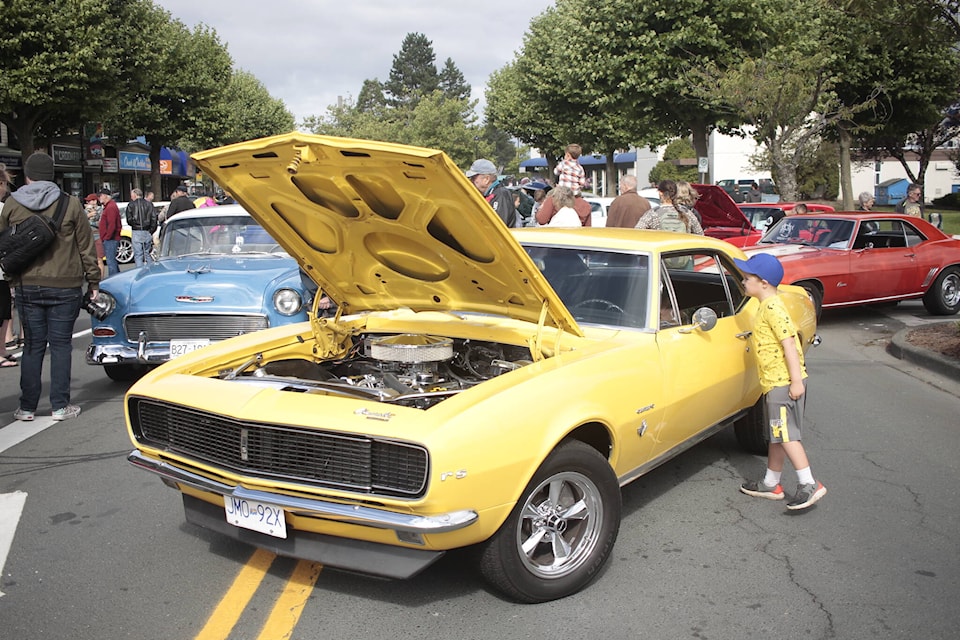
[86,342,171,366]
[127,450,478,534]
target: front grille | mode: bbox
[124,314,269,342]
[129,398,429,498]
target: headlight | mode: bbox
[273,288,302,316]
[86,290,117,320]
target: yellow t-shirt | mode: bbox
[752,294,806,393]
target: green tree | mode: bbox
[579,0,765,177]
[356,79,387,113]
[826,0,960,207]
[106,4,233,193]
[220,70,295,144]
[693,0,860,201]
[384,33,439,108]
[0,0,121,156]
[648,139,698,184]
[846,2,960,195]
[438,58,471,101]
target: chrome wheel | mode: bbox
[923,266,960,315]
[479,440,620,602]
[116,238,134,264]
[941,270,960,307]
[516,471,604,578]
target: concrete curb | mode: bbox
[887,323,960,380]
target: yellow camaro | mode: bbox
[124,134,817,603]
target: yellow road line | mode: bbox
[256,560,324,640]
[195,548,276,640]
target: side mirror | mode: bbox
[679,307,719,333]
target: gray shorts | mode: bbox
[764,383,806,443]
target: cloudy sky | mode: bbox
[154,0,555,124]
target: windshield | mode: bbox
[759,216,856,249]
[523,245,650,329]
[159,215,287,258]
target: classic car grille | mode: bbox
[124,314,269,342]
[129,398,429,498]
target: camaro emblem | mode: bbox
[240,428,249,461]
[175,295,214,303]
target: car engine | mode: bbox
[226,334,534,409]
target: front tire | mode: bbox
[104,364,152,382]
[922,266,960,315]
[796,281,823,319]
[479,440,621,603]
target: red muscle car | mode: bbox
[743,212,960,315]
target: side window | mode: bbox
[662,252,742,323]
[855,219,925,249]
[900,221,925,246]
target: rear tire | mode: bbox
[479,440,620,603]
[734,398,767,455]
[922,266,960,315]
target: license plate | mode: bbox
[169,339,210,357]
[224,496,287,538]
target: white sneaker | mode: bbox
[13,408,34,421]
[51,404,81,421]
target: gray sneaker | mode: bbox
[740,479,785,500]
[51,404,81,421]
[13,408,35,421]
[787,481,827,510]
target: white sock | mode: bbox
[796,467,815,485]
[763,469,782,486]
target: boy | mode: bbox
[554,144,586,194]
[734,253,826,510]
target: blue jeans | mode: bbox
[15,285,83,412]
[131,230,154,267]
[103,239,120,277]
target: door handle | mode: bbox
[736,331,753,339]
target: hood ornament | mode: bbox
[175,295,214,303]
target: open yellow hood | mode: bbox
[192,133,581,336]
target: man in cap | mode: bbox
[164,184,196,221]
[98,187,122,276]
[0,152,101,421]
[465,159,518,228]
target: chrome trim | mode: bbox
[87,342,174,366]
[128,450,478,534]
[617,414,740,487]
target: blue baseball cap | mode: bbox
[734,253,784,286]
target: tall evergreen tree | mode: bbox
[384,33,439,108]
[439,58,471,101]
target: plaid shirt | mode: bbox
[554,158,586,193]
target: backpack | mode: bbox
[658,206,689,234]
[0,193,70,276]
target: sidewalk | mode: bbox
[888,323,960,380]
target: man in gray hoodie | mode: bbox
[0,152,100,421]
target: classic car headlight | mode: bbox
[87,290,116,320]
[272,288,303,316]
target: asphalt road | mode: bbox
[0,301,957,640]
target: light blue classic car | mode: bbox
[86,205,310,381]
